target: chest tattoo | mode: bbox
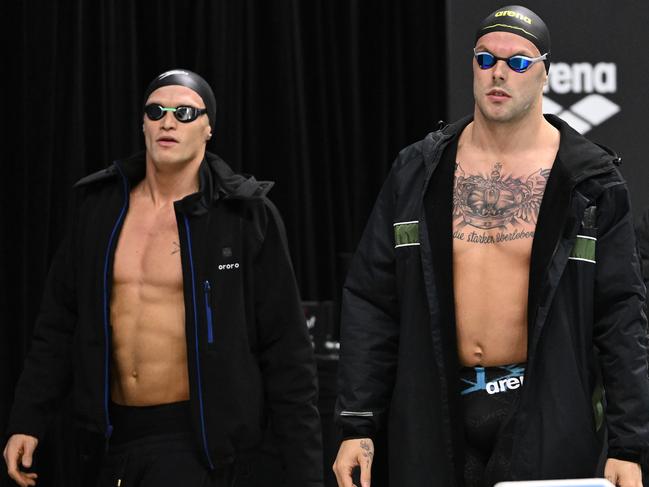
[452,162,550,243]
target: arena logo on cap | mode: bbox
[494,10,532,24]
[543,61,619,134]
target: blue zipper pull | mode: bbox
[203,281,214,344]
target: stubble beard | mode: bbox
[476,92,538,125]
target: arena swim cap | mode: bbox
[475,5,551,72]
[143,69,217,130]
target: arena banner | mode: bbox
[445,0,649,216]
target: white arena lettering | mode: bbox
[486,375,524,394]
[544,62,617,94]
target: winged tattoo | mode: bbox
[453,163,551,230]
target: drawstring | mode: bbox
[115,451,130,487]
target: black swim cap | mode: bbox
[475,5,551,72]
[143,69,216,129]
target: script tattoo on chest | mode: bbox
[452,162,550,244]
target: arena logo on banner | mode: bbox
[542,62,619,134]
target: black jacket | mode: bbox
[7,151,323,487]
[336,115,649,486]
[637,205,649,288]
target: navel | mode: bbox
[473,346,484,363]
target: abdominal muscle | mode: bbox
[110,282,190,405]
[454,242,529,367]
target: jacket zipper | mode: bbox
[204,281,214,344]
[102,163,130,443]
[183,215,215,469]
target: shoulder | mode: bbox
[389,134,436,188]
[73,166,118,188]
[72,152,146,199]
[393,130,445,170]
[391,117,469,175]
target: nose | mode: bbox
[492,59,508,80]
[160,110,177,129]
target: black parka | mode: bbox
[336,115,649,486]
[7,151,323,487]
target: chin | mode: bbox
[482,105,525,124]
[150,152,180,167]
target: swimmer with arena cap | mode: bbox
[334,5,649,487]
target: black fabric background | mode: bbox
[1,1,446,486]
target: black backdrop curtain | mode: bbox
[1,1,446,485]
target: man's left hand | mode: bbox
[604,458,642,487]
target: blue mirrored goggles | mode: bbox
[473,48,547,73]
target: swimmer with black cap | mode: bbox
[143,68,217,130]
[335,4,648,487]
[142,68,215,172]
[475,5,551,72]
[4,64,324,487]
[471,5,552,126]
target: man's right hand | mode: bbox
[3,434,39,487]
[333,438,374,487]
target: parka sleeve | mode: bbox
[6,231,77,440]
[253,199,323,487]
[335,162,400,439]
[593,178,649,463]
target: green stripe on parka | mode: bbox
[394,222,419,246]
[570,236,596,262]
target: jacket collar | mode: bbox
[546,113,620,183]
[424,113,619,182]
[75,151,274,216]
[422,115,472,171]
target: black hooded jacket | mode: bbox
[336,115,649,485]
[7,151,323,487]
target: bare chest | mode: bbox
[452,150,553,263]
[113,201,183,289]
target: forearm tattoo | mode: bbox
[453,162,550,243]
[360,439,374,468]
[171,241,181,255]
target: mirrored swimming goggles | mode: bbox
[144,104,208,123]
[473,48,547,73]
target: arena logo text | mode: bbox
[543,61,619,134]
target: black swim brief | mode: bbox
[459,363,526,487]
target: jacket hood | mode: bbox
[74,151,274,215]
[423,113,620,184]
[547,114,620,183]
